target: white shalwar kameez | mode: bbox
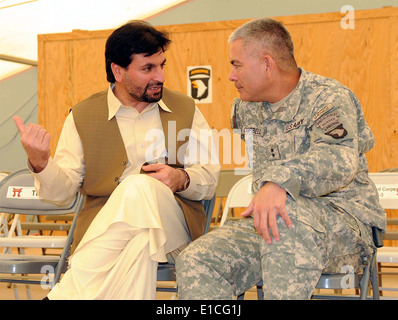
[30,85,220,299]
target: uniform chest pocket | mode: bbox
[253,121,309,161]
[292,125,310,155]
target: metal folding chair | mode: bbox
[0,168,85,299]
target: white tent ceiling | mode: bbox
[0,0,186,79]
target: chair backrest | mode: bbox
[215,169,251,198]
[369,172,398,210]
[220,174,253,226]
[0,168,84,216]
[0,172,8,183]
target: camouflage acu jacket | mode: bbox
[231,68,386,231]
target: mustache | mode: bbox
[146,82,163,89]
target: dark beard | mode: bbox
[130,83,163,103]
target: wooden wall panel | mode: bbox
[69,37,108,102]
[161,26,240,166]
[389,15,398,170]
[38,30,111,154]
[38,39,71,146]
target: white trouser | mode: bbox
[48,174,190,300]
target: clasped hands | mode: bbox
[141,163,187,193]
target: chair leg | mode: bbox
[377,262,383,296]
[25,284,31,300]
[359,261,371,300]
[256,285,264,300]
[359,251,379,300]
[237,293,245,300]
[370,256,380,300]
[13,283,19,300]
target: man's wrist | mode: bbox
[176,169,190,192]
[29,159,48,173]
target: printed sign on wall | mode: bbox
[375,184,398,199]
[187,65,212,104]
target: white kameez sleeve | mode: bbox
[29,112,85,205]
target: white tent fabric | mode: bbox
[0,67,37,171]
[0,0,186,79]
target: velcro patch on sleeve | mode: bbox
[316,112,347,139]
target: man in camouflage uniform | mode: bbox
[176,18,386,299]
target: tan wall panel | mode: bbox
[285,15,393,172]
[38,31,111,152]
[164,28,240,168]
[38,40,72,153]
[389,15,398,171]
[69,37,109,103]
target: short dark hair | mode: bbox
[105,20,171,82]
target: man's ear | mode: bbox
[263,55,276,78]
[264,55,273,71]
[265,58,270,71]
[111,63,123,82]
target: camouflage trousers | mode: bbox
[176,195,374,300]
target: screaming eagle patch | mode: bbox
[316,111,348,139]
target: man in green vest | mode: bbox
[14,21,220,299]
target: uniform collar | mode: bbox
[261,68,306,123]
[107,83,172,121]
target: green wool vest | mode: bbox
[71,87,206,252]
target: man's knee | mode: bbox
[116,174,171,200]
[119,174,154,189]
[175,240,210,296]
[176,236,211,274]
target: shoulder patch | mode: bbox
[316,111,347,139]
[313,103,333,122]
[325,124,347,139]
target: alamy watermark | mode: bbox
[341,5,355,29]
[339,264,356,289]
[40,265,55,289]
[143,121,254,171]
